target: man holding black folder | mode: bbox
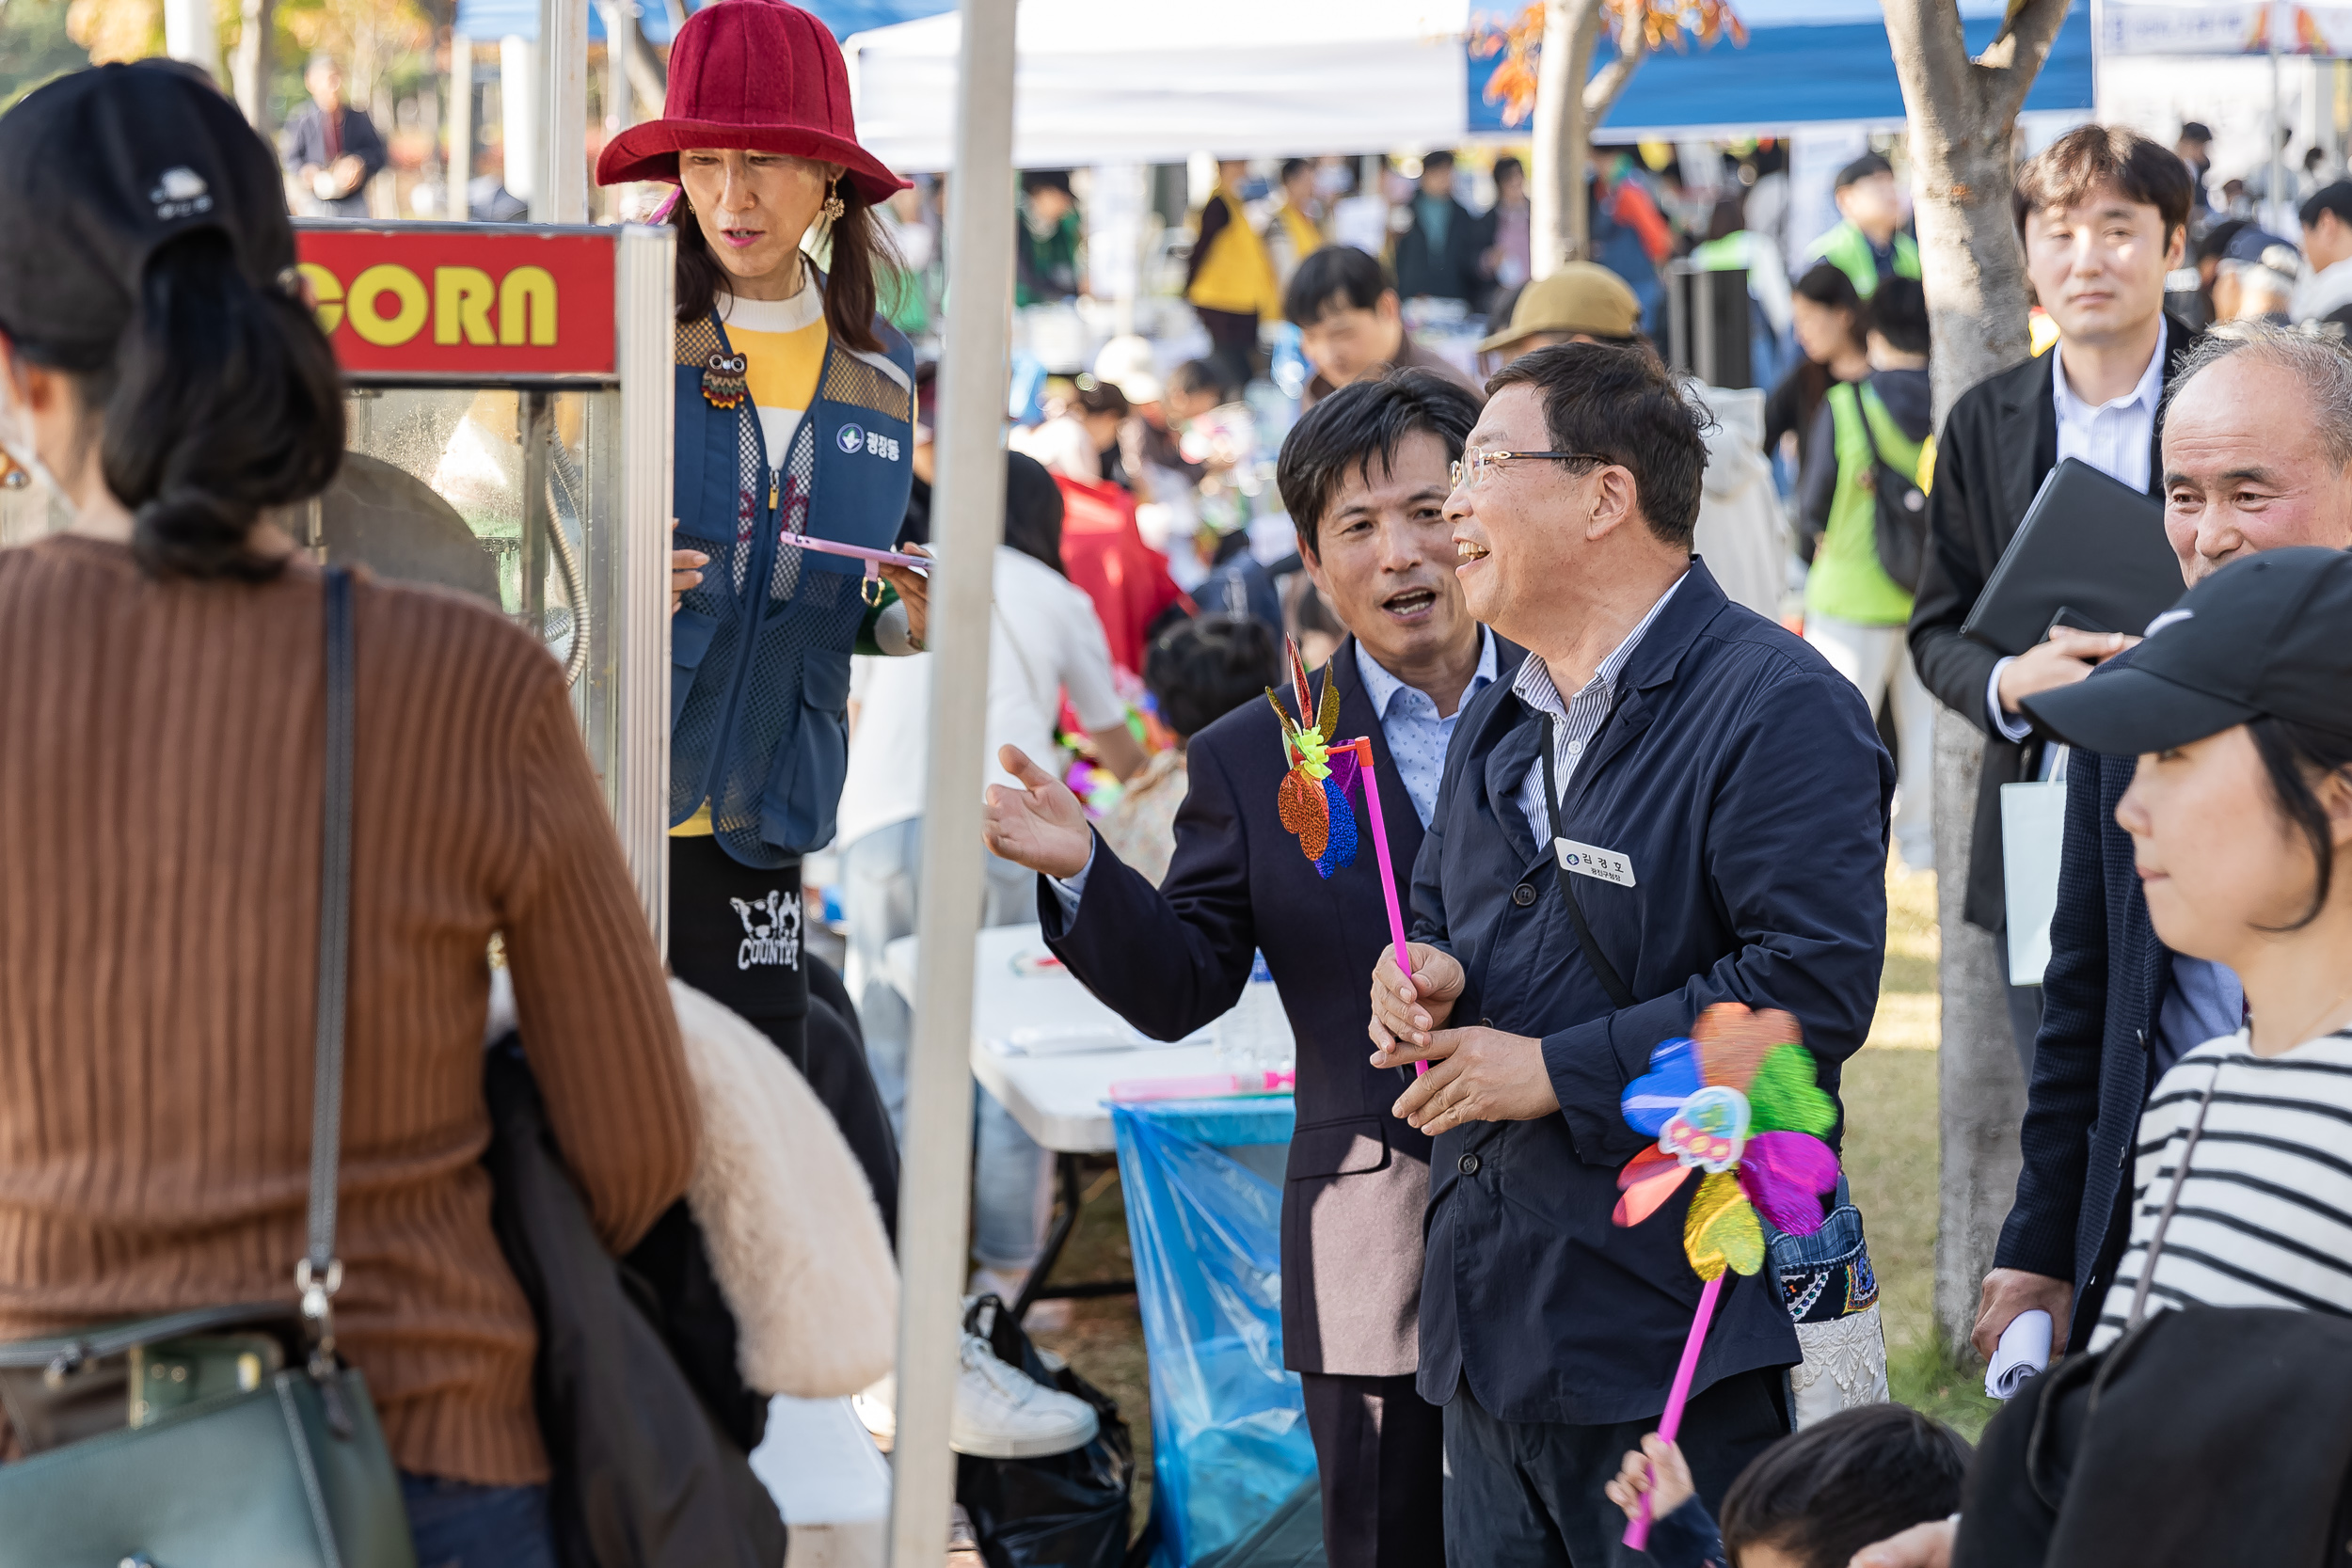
[1906,125,2198,1069]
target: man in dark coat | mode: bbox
[1369,342,1890,1563]
[984,369,1505,1568]
[280,54,388,218]
[1905,124,2197,1072]
[1393,150,1492,305]
[1972,326,2352,1361]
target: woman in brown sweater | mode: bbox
[0,65,697,1561]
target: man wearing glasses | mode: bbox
[1366,342,1893,1561]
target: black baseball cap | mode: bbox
[2025,547,2352,754]
[0,61,294,358]
[2301,179,2352,231]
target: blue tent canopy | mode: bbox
[1468,0,2096,136]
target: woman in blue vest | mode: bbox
[597,0,922,1083]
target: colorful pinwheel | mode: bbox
[1613,1003,1840,1550]
[1266,641,1359,879]
[1613,1003,1842,1275]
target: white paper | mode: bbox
[1984,1308,2053,1399]
[2002,780,2069,985]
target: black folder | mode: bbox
[1961,457,2183,656]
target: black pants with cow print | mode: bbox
[668,836,899,1244]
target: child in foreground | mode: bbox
[1606,1403,1970,1568]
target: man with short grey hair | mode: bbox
[1973,323,2352,1365]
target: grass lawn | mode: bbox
[1027,857,1998,1533]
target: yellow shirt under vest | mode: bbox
[673,283,832,838]
[1187,186,1281,319]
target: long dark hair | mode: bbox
[2251,715,2352,931]
[31,230,345,581]
[675,176,900,356]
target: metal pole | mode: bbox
[2272,9,2287,229]
[885,0,1018,1562]
[538,0,590,224]
[162,0,221,86]
[449,34,475,222]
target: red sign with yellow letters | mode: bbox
[294,225,617,380]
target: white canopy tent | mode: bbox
[845,0,1471,168]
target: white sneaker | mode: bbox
[948,1332,1099,1459]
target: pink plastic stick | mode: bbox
[781,531,933,572]
[1624,1272,1727,1551]
[1347,738,1427,1079]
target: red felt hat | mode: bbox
[595,0,908,202]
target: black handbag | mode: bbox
[0,568,416,1566]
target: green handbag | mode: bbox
[0,569,417,1567]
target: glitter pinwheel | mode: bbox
[1613,1002,1840,1549]
[1266,641,1359,879]
[1263,640,1424,1077]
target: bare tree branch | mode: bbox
[1583,21,1646,117]
[1981,0,2074,123]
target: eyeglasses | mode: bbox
[1449,448,1615,491]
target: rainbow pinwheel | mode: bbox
[1613,1002,1841,1549]
[1267,641,1359,879]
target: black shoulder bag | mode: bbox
[0,568,416,1567]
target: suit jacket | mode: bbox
[1393,195,1493,304]
[1993,646,2171,1352]
[1040,635,1523,1377]
[1410,562,1892,1423]
[1906,320,2199,931]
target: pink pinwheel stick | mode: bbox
[1345,737,1426,1080]
[1624,1272,1726,1551]
[782,531,933,574]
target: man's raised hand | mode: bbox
[980,744,1093,879]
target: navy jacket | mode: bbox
[279,101,388,217]
[1041,637,1521,1376]
[1994,648,2169,1352]
[1410,562,1891,1423]
[669,294,914,866]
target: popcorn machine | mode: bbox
[293,220,675,944]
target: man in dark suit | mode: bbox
[1368,342,1891,1562]
[1906,124,2198,1072]
[280,55,388,219]
[1972,326,2352,1359]
[983,369,1505,1568]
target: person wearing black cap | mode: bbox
[2021,546,2352,1349]
[2293,179,2352,327]
[0,61,697,1562]
[1804,152,1918,300]
[2212,225,2299,325]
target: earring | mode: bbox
[820,178,847,223]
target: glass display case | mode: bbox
[294,221,675,946]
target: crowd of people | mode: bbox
[3,3,2352,1565]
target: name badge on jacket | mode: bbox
[1554,838,1636,887]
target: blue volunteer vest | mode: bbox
[669,279,915,867]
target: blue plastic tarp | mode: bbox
[1110,1098,1317,1568]
[1468,0,2097,135]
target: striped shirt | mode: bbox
[1514,572,1687,849]
[2090,1027,2352,1352]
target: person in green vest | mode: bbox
[1802,275,1936,873]
[1806,152,1920,299]
[1016,168,1084,306]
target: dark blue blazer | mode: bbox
[1041,636,1520,1377]
[1994,648,2169,1353]
[1409,562,1892,1424]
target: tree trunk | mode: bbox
[231,0,275,135]
[1533,0,1649,277]
[1883,0,2072,1363]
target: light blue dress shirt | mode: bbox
[1055,631,1499,906]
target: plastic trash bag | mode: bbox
[1111,1101,1317,1568]
[956,1295,1136,1568]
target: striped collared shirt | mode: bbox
[1514,573,1687,849]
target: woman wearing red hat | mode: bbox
[598,0,924,1109]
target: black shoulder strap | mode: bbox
[300,567,355,1364]
[1540,721,1636,1010]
